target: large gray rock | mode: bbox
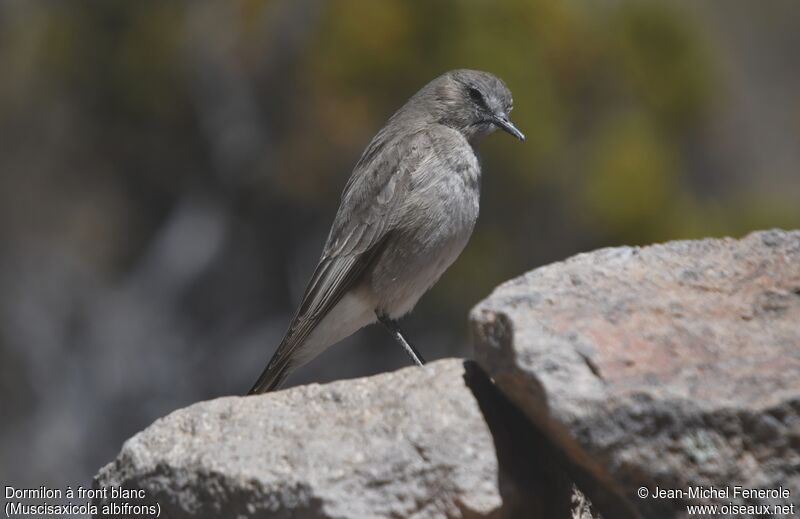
[93,358,573,518]
[471,229,800,518]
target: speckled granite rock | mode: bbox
[94,358,573,518]
[471,229,800,518]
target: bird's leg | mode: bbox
[376,312,426,366]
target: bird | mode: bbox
[249,69,524,394]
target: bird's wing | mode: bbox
[248,130,430,393]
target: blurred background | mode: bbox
[1,0,798,499]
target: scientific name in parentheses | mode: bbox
[651,486,791,500]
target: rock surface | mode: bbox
[471,229,800,518]
[94,358,573,518]
[95,229,799,519]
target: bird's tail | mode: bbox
[247,333,299,395]
[248,355,292,394]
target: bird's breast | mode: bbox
[409,140,481,238]
[368,141,481,318]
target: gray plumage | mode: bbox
[249,69,524,394]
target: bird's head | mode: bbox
[425,69,525,145]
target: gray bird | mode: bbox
[249,69,524,394]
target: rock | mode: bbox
[471,229,800,518]
[572,488,602,519]
[93,358,575,518]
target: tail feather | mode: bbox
[248,354,292,394]
[248,331,300,394]
[247,234,387,395]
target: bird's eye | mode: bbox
[467,87,486,107]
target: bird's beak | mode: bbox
[494,114,525,142]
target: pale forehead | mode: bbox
[451,69,513,106]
